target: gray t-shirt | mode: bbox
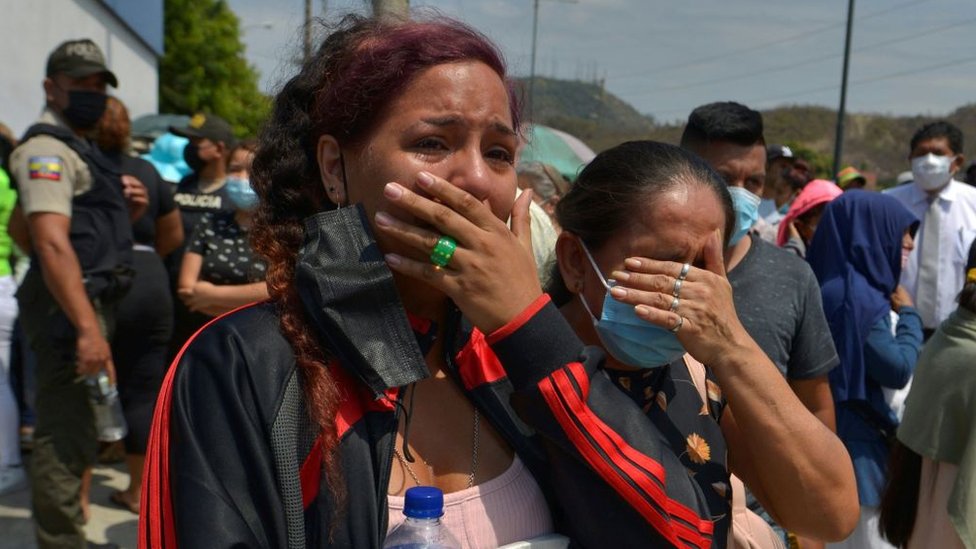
[728,234,839,380]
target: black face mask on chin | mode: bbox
[295,203,430,395]
[61,90,108,131]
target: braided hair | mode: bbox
[249,13,519,521]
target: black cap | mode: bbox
[766,144,794,163]
[46,39,118,88]
[169,113,237,148]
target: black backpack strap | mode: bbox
[22,123,80,148]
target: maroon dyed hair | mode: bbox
[311,18,520,148]
[249,14,520,531]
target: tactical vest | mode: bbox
[21,123,133,299]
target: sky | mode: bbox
[226,0,976,124]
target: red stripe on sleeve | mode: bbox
[485,293,551,345]
[540,364,714,548]
[539,367,683,546]
[559,363,714,547]
[138,302,266,549]
[139,332,181,548]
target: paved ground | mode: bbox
[0,463,139,548]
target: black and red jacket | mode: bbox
[140,293,725,548]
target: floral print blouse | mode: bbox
[604,359,731,545]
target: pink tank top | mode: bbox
[386,455,554,548]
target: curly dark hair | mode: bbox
[249,13,519,521]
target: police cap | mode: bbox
[46,39,119,88]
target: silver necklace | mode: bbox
[393,407,480,489]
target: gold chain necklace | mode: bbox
[393,407,480,489]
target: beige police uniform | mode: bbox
[12,107,115,549]
[10,107,93,218]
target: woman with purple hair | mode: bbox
[141,14,855,549]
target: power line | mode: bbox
[616,15,976,97]
[607,0,931,81]
[753,54,976,107]
[626,50,841,95]
[647,53,976,118]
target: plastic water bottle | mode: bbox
[87,370,128,442]
[383,486,460,549]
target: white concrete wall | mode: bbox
[0,0,159,138]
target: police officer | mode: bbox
[9,39,146,549]
[170,112,237,242]
[167,113,236,359]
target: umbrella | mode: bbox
[141,133,191,184]
[519,124,595,181]
[131,113,191,140]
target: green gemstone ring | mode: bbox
[430,235,457,268]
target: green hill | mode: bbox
[525,76,976,185]
[518,77,656,151]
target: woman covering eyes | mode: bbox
[140,15,857,549]
[547,141,858,547]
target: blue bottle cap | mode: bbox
[403,486,444,519]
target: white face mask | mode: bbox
[911,153,955,191]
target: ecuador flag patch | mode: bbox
[28,156,63,181]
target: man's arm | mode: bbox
[28,211,114,380]
[789,376,836,432]
[154,209,184,258]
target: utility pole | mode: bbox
[529,0,540,121]
[371,0,409,19]
[833,0,855,180]
[528,0,577,122]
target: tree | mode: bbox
[160,0,269,138]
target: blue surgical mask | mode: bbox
[226,177,258,210]
[578,241,686,369]
[727,186,761,247]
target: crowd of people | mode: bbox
[0,14,974,549]
[0,39,267,549]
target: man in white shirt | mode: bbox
[885,121,976,337]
